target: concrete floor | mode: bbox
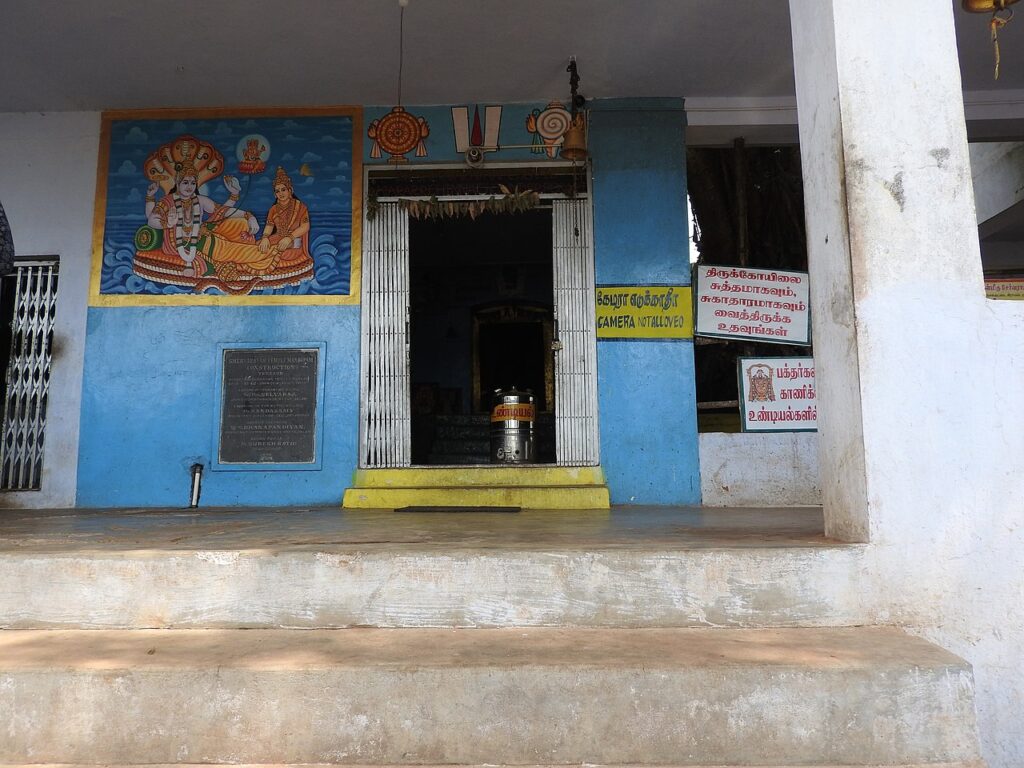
[0,505,830,553]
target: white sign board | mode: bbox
[738,357,817,432]
[695,265,811,345]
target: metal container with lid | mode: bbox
[490,386,536,464]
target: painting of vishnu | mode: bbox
[95,109,359,300]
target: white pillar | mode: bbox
[789,0,984,542]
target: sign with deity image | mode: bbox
[90,108,361,305]
[737,357,817,432]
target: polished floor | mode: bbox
[0,505,830,553]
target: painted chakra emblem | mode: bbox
[368,106,430,163]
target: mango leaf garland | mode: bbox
[366,187,541,221]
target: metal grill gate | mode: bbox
[552,199,600,466]
[0,259,58,490]
[359,203,411,467]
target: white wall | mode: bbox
[699,432,820,507]
[790,2,1024,766]
[0,112,99,507]
[970,141,1024,224]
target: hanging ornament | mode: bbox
[962,0,1021,79]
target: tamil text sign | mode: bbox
[738,357,817,432]
[695,265,810,345]
[985,278,1024,300]
[595,285,693,340]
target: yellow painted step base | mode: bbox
[344,467,610,510]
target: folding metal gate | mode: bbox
[552,200,600,466]
[0,259,58,490]
[359,203,411,467]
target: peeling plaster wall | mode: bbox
[0,112,99,507]
[699,432,820,507]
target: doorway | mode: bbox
[360,181,599,469]
[408,211,555,465]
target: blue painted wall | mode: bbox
[76,97,700,507]
[77,305,360,507]
[589,98,701,504]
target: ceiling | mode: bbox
[0,1,1020,113]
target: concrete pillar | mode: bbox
[789,1,984,541]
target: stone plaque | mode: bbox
[219,348,319,464]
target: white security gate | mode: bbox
[359,203,411,467]
[552,199,600,466]
[0,259,58,490]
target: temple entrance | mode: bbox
[359,172,599,470]
[408,211,556,465]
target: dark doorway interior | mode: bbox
[478,323,545,411]
[409,210,555,465]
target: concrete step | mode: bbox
[0,627,981,766]
[0,513,865,630]
[343,467,611,510]
[0,764,987,768]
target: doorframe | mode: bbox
[358,162,597,469]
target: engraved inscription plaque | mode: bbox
[219,348,318,464]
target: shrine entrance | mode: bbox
[358,168,599,470]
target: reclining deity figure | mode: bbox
[134,135,314,294]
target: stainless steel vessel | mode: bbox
[490,387,536,464]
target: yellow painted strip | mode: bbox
[342,485,610,510]
[352,466,606,489]
[89,106,363,307]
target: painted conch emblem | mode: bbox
[746,364,776,402]
[368,106,430,163]
[526,101,572,159]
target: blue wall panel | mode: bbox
[77,305,360,507]
[589,98,700,505]
[76,97,701,508]
[597,341,700,504]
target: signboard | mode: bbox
[985,278,1024,300]
[595,285,693,340]
[738,357,817,432]
[695,265,811,345]
[217,347,321,466]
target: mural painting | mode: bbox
[91,108,361,304]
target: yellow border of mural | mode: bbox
[89,106,363,307]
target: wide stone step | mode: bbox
[0,517,865,629]
[0,627,981,766]
[0,764,987,768]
